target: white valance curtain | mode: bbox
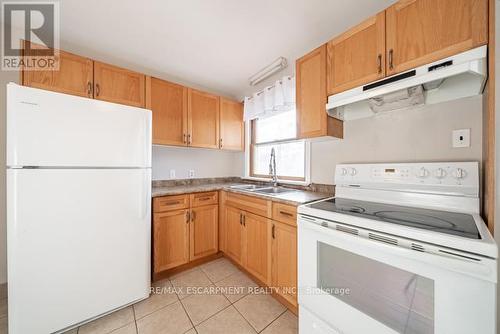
[243,75,295,121]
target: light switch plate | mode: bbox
[188,170,195,178]
[452,129,470,148]
[169,169,176,179]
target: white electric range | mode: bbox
[297,162,497,334]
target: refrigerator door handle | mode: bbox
[140,170,150,220]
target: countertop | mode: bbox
[152,182,331,205]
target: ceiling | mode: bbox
[58,0,394,99]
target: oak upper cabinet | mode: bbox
[219,98,244,151]
[147,77,188,146]
[153,209,190,273]
[93,61,145,108]
[326,12,386,95]
[225,206,243,264]
[271,221,297,306]
[22,42,93,98]
[188,89,220,149]
[242,212,270,284]
[386,0,488,75]
[296,45,343,139]
[190,204,218,261]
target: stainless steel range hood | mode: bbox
[326,46,487,121]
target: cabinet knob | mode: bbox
[220,138,223,149]
[377,54,382,74]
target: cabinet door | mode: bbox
[219,98,244,151]
[225,206,243,264]
[153,209,189,273]
[190,204,218,261]
[147,77,188,146]
[296,45,343,139]
[326,12,386,94]
[188,89,220,148]
[386,0,488,75]
[94,61,145,107]
[271,221,297,306]
[22,42,93,98]
[242,212,270,284]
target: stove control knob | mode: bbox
[349,168,357,176]
[341,168,348,176]
[416,167,429,178]
[434,168,446,179]
[452,168,466,179]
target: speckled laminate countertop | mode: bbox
[152,182,331,205]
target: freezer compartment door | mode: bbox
[7,168,151,334]
[7,83,151,167]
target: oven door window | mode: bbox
[317,242,434,333]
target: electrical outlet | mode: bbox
[169,169,176,179]
[188,170,195,178]
[452,129,470,148]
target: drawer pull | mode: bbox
[164,200,181,205]
[198,196,212,201]
[279,210,294,217]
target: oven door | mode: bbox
[297,215,496,334]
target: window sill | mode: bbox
[242,176,310,187]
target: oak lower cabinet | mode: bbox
[224,205,244,264]
[385,0,488,75]
[271,221,297,306]
[296,45,343,139]
[154,209,190,272]
[153,192,218,277]
[242,212,270,285]
[21,41,93,98]
[190,204,218,261]
[93,61,146,107]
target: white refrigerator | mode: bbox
[6,83,152,333]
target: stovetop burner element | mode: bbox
[307,198,480,239]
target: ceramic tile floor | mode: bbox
[1,258,297,334]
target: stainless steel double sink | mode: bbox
[229,184,296,196]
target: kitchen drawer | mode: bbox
[153,194,189,212]
[225,191,271,218]
[190,191,218,207]
[272,202,297,226]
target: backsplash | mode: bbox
[152,177,335,195]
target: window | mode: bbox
[250,109,306,181]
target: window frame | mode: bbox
[247,119,310,184]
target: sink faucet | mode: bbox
[269,148,278,187]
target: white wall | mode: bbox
[152,145,244,180]
[310,96,484,185]
[0,71,19,284]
